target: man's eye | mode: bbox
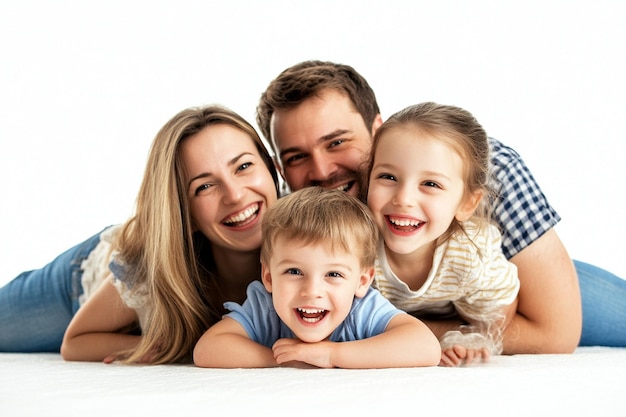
[328,139,344,148]
[284,154,306,166]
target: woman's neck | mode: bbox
[211,246,262,304]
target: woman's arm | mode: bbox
[60,278,141,362]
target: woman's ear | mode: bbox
[261,263,273,293]
[355,267,375,298]
[455,190,483,222]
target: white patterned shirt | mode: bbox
[373,221,519,322]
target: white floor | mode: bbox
[1,347,624,417]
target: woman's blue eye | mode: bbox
[194,183,211,195]
[237,162,252,172]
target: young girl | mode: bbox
[0,105,280,364]
[365,102,520,367]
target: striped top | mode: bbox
[373,221,519,323]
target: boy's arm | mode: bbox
[61,278,141,362]
[193,317,278,368]
[273,314,441,369]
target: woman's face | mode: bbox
[181,124,278,252]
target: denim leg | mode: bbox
[0,229,106,352]
[576,259,626,347]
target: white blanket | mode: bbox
[1,347,624,416]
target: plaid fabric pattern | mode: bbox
[488,137,561,259]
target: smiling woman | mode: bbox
[0,105,280,364]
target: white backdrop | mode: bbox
[1,1,624,286]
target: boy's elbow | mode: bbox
[192,343,213,368]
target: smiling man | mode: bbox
[255,59,626,354]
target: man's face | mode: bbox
[269,89,376,199]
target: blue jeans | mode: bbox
[576,259,626,347]
[0,229,106,352]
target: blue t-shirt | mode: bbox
[224,280,404,348]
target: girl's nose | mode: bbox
[392,184,417,207]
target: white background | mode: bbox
[1,1,624,286]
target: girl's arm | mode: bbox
[273,314,441,369]
[439,298,518,366]
[60,277,141,362]
[193,317,278,368]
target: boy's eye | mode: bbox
[285,268,303,276]
[423,181,440,188]
[327,271,344,279]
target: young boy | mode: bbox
[193,187,441,368]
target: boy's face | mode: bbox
[269,89,377,199]
[262,236,374,343]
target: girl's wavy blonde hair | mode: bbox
[114,105,279,364]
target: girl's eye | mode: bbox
[377,173,397,181]
[285,268,303,276]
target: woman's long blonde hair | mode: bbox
[115,105,279,364]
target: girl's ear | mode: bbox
[261,263,273,293]
[455,190,483,222]
[355,266,375,298]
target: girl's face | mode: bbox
[367,127,471,256]
[182,124,278,252]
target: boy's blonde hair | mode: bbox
[261,187,379,269]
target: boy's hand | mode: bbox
[272,338,334,368]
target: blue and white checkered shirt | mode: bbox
[488,137,561,259]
